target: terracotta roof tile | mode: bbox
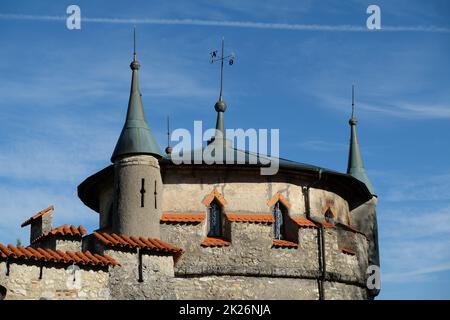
[225,213,274,223]
[292,217,317,228]
[201,237,231,247]
[32,224,87,244]
[0,243,118,267]
[340,246,356,256]
[267,192,292,209]
[160,213,205,223]
[21,206,54,227]
[93,232,183,262]
[202,188,228,207]
[272,239,298,248]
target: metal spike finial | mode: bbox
[351,83,355,119]
[133,27,136,61]
[165,116,173,155]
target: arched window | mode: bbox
[273,201,288,240]
[0,285,6,300]
[208,199,222,237]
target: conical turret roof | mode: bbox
[347,85,376,195]
[111,33,161,162]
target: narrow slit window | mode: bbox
[154,180,157,209]
[140,178,146,208]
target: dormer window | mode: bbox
[321,200,337,225]
[208,199,223,237]
[324,209,334,224]
[202,188,228,238]
[273,201,288,240]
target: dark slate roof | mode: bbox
[111,57,161,162]
[78,142,372,213]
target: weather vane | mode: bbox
[210,38,235,99]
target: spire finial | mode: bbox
[130,27,140,70]
[133,26,136,62]
[219,37,224,99]
[349,83,357,126]
[351,83,355,119]
[165,116,173,155]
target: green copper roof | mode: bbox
[346,87,376,195]
[111,55,162,162]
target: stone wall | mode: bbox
[173,276,319,299]
[30,214,53,244]
[34,237,82,252]
[161,219,368,287]
[0,260,110,300]
[105,249,176,299]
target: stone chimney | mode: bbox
[20,206,54,245]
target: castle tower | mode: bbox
[110,30,163,238]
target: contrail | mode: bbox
[0,13,449,33]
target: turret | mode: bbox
[346,84,380,297]
[347,85,376,195]
[111,30,163,238]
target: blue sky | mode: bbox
[0,0,449,299]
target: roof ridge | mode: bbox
[0,243,118,267]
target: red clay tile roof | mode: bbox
[272,239,298,248]
[340,246,356,255]
[225,213,275,223]
[267,192,292,209]
[201,237,231,247]
[202,188,227,207]
[32,224,87,244]
[292,217,317,228]
[93,232,183,257]
[160,213,205,223]
[0,243,118,267]
[21,205,54,227]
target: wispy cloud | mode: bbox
[361,101,450,120]
[384,173,450,202]
[314,93,450,120]
[380,205,450,284]
[297,139,347,152]
[383,262,450,283]
[0,13,449,33]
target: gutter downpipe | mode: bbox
[302,169,326,300]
